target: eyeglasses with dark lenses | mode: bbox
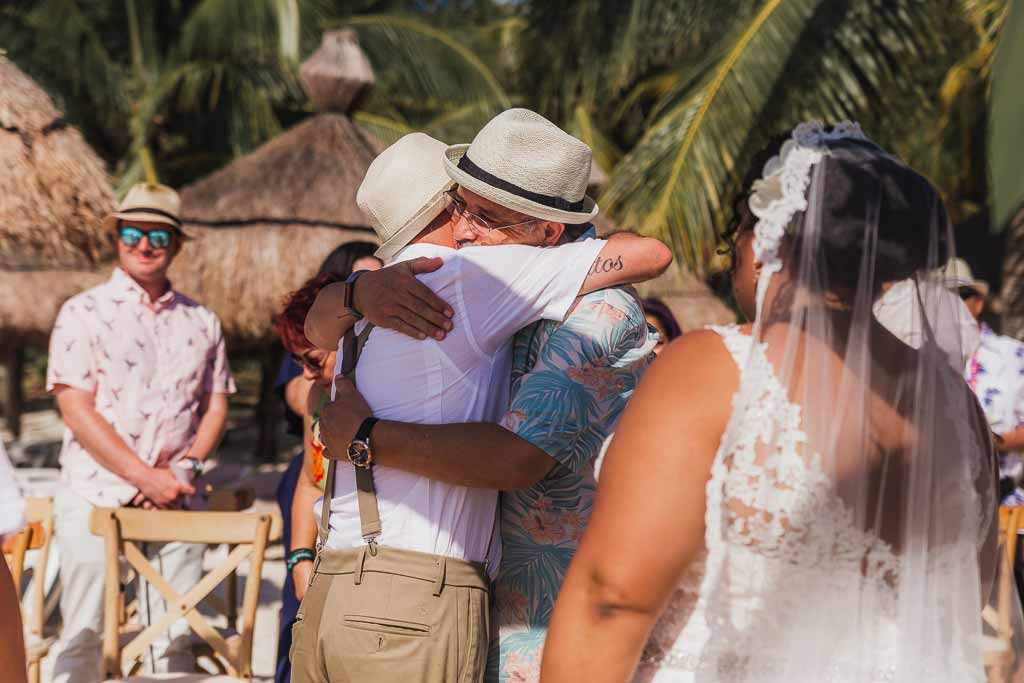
[119,225,173,249]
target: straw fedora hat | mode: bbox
[358,132,454,261]
[443,108,599,224]
[939,257,989,297]
[102,182,189,237]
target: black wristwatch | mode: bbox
[343,269,368,320]
[347,417,379,468]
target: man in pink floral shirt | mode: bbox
[47,183,235,683]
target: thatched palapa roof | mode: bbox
[0,267,108,348]
[173,30,383,349]
[0,55,117,358]
[0,55,116,268]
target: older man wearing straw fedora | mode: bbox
[310,109,669,682]
[47,183,236,683]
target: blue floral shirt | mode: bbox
[486,284,656,682]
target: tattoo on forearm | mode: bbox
[589,255,624,276]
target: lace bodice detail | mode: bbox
[641,325,903,681]
[705,325,900,580]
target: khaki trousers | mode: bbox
[290,546,490,683]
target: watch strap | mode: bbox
[343,269,368,319]
[353,417,379,445]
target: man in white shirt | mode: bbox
[293,119,669,683]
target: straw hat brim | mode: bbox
[373,184,453,262]
[103,211,193,240]
[443,144,599,225]
[940,274,990,298]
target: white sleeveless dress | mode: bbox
[629,324,908,682]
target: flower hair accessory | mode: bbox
[749,120,868,317]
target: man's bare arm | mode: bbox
[187,391,229,461]
[319,379,555,490]
[54,386,192,506]
[579,233,673,295]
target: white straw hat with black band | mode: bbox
[443,108,599,224]
[358,132,454,261]
[102,182,191,239]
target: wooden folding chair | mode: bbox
[89,507,282,682]
[201,487,256,632]
[984,506,1024,683]
[2,521,36,588]
[20,498,56,683]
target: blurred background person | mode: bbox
[47,183,235,683]
[642,297,682,355]
[943,258,1024,502]
[272,242,380,683]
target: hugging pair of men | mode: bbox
[289,108,672,683]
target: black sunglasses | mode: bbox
[119,225,174,249]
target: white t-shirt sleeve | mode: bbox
[457,238,606,355]
[0,441,26,537]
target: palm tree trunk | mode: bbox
[1000,205,1024,338]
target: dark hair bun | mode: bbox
[806,139,949,292]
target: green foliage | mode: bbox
[990,0,1024,231]
[600,0,976,270]
[0,0,1006,269]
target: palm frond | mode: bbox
[990,0,1024,230]
[603,0,813,268]
[352,111,415,146]
[177,0,301,65]
[337,14,510,107]
[603,0,963,270]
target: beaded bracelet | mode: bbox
[286,547,316,571]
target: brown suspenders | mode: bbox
[316,323,378,553]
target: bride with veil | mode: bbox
[540,122,1017,682]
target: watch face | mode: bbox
[347,440,371,466]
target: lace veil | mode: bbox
[698,122,1015,681]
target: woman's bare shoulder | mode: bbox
[652,327,742,394]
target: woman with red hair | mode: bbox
[273,245,380,683]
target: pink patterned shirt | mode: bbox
[46,268,236,507]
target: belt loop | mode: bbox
[432,557,446,597]
[354,546,367,586]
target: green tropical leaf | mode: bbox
[990,0,1024,230]
[603,0,964,271]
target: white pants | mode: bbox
[52,488,204,683]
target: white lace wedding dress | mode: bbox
[630,323,985,682]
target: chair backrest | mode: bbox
[21,498,55,642]
[2,524,34,589]
[1002,506,1024,562]
[89,508,282,679]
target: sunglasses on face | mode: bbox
[119,225,174,250]
[445,190,540,234]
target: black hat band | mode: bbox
[457,154,586,213]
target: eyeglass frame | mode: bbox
[445,190,543,234]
